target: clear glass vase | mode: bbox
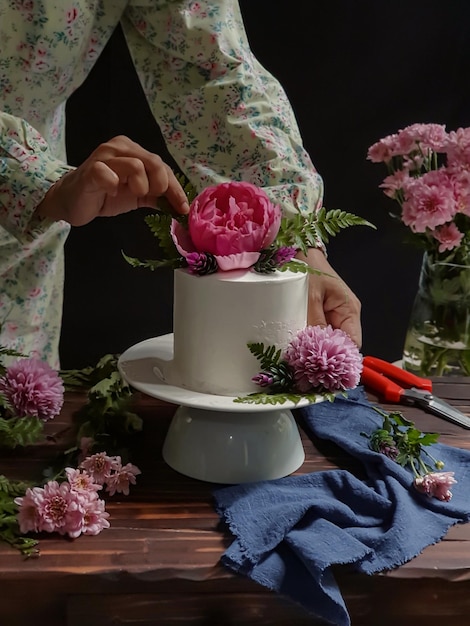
[402,252,470,376]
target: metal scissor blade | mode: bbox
[403,388,470,429]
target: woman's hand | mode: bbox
[297,247,362,347]
[37,135,189,225]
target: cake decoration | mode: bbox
[124,178,372,402]
[124,178,372,276]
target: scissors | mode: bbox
[361,355,470,429]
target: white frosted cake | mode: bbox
[170,266,308,396]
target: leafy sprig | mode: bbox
[366,407,442,477]
[275,209,375,254]
[0,476,39,557]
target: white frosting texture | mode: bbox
[171,267,308,396]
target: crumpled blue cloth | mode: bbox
[213,387,470,626]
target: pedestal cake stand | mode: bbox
[118,334,323,484]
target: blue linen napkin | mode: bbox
[213,387,470,626]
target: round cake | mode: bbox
[170,266,308,396]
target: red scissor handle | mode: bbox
[361,356,433,402]
[361,366,405,402]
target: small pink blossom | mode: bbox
[284,325,363,393]
[414,471,457,501]
[65,467,102,494]
[105,462,142,496]
[79,452,121,485]
[79,493,110,536]
[0,358,64,421]
[432,223,464,253]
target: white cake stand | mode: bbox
[118,335,323,484]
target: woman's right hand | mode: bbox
[37,135,189,226]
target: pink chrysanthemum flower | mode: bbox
[432,222,464,253]
[29,481,83,536]
[414,471,457,501]
[65,467,102,494]
[14,487,42,534]
[401,169,458,232]
[105,462,142,496]
[0,358,64,421]
[78,492,110,536]
[79,452,121,485]
[284,325,363,393]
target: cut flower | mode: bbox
[366,407,455,502]
[237,324,363,405]
[0,358,64,421]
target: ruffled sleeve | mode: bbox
[0,111,73,242]
[122,0,324,219]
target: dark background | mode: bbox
[61,1,470,369]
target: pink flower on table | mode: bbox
[65,467,102,494]
[414,471,457,501]
[78,493,110,536]
[432,222,464,253]
[0,358,64,421]
[401,169,458,232]
[284,325,363,393]
[105,462,142,496]
[15,481,83,536]
[14,487,42,534]
[79,452,121,485]
[171,181,281,271]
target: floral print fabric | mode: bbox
[0,0,323,366]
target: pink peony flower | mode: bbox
[401,169,458,232]
[414,471,457,501]
[0,358,64,420]
[171,181,281,271]
[284,325,363,393]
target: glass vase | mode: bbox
[402,252,470,376]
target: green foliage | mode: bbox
[276,209,375,255]
[247,342,282,370]
[57,354,142,472]
[367,407,441,476]
[123,172,196,270]
[234,391,336,406]
[0,416,44,449]
[0,476,38,558]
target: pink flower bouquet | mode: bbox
[368,124,470,376]
[368,123,470,262]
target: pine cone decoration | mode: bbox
[263,361,295,393]
[253,249,278,274]
[186,252,218,275]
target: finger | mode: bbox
[83,161,120,196]
[102,157,151,197]
[161,165,190,214]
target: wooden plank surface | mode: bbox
[1,379,470,625]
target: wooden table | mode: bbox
[2,379,470,626]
